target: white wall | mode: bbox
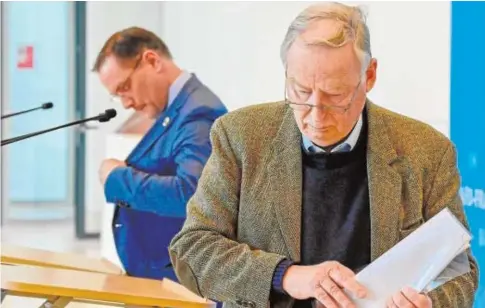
[86,1,451,234]
[160,1,450,134]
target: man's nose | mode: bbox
[306,94,335,126]
[121,97,134,109]
[307,94,328,117]
[309,105,328,117]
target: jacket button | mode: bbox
[114,223,122,228]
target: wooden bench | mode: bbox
[1,264,215,308]
[1,243,122,275]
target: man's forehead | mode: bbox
[99,56,125,77]
[286,54,354,83]
[287,41,359,83]
[98,56,128,92]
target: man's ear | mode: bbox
[143,50,163,72]
[365,58,378,92]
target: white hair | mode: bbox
[280,2,372,73]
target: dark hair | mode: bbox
[92,27,172,72]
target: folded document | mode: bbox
[349,208,472,307]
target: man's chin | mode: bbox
[138,106,156,119]
[143,112,157,120]
[306,128,333,139]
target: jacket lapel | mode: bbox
[126,75,200,163]
[365,102,402,261]
[266,107,303,262]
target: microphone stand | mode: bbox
[1,109,117,147]
[1,102,54,119]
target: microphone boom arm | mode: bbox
[1,109,117,147]
[1,102,54,119]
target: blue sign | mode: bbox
[451,1,485,306]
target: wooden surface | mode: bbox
[1,264,215,308]
[1,243,122,275]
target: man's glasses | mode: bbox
[110,56,142,103]
[285,78,362,115]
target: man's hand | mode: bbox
[99,158,126,185]
[282,261,367,308]
[386,287,432,308]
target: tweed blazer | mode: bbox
[169,101,478,308]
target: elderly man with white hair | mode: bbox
[169,2,478,308]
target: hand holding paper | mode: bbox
[385,286,432,308]
[282,261,368,307]
[345,208,472,308]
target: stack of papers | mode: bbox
[349,208,472,307]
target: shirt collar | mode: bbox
[302,113,363,153]
[167,70,192,109]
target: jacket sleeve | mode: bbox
[168,118,286,308]
[424,142,479,307]
[103,115,214,218]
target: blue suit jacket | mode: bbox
[104,75,227,280]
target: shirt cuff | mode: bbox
[271,259,294,294]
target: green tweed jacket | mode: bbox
[169,101,478,308]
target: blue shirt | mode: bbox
[167,70,192,110]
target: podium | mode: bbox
[1,243,122,274]
[1,264,215,308]
[0,244,216,307]
[0,112,206,307]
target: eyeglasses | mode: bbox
[284,78,362,115]
[110,56,142,103]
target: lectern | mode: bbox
[1,243,122,274]
[1,264,215,308]
[0,112,194,307]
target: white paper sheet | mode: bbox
[348,208,471,307]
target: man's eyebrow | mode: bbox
[287,76,352,93]
[287,77,310,90]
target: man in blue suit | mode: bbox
[92,27,228,281]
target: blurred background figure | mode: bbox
[1,1,484,307]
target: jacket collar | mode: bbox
[126,74,201,163]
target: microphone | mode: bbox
[1,109,117,147]
[1,102,54,119]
